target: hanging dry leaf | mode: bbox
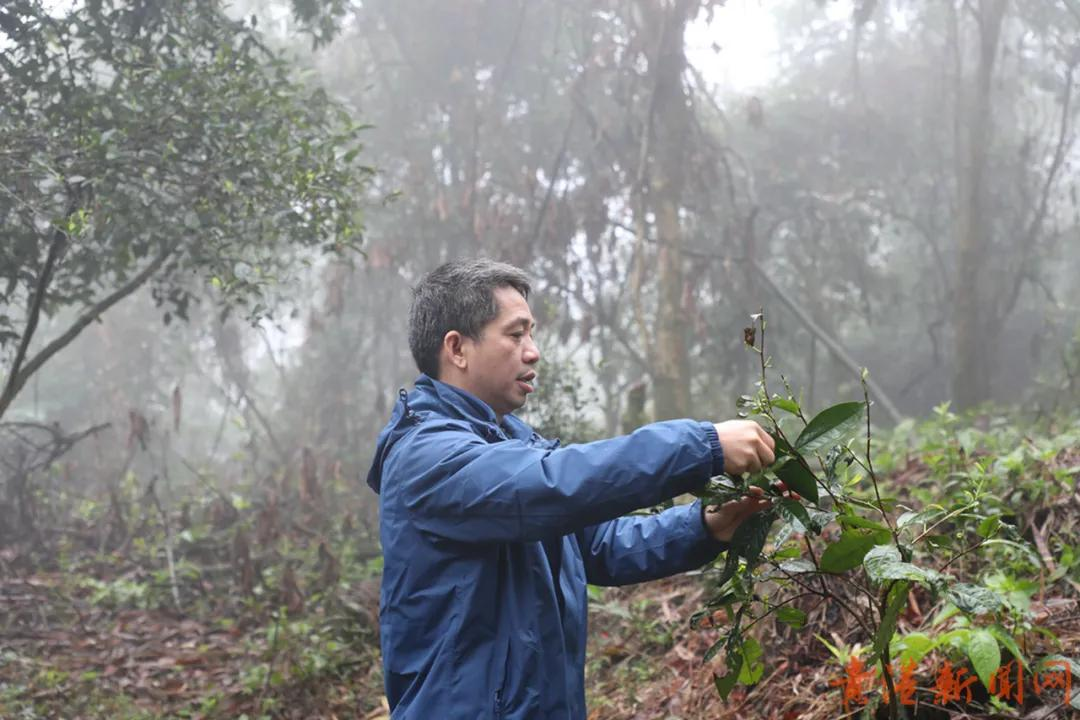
[280,564,305,615]
[300,447,320,504]
[172,384,182,433]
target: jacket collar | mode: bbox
[416,373,500,425]
[415,374,537,441]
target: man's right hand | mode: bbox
[713,420,776,475]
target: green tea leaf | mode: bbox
[947,584,1003,615]
[863,544,940,585]
[716,542,743,586]
[775,459,819,504]
[732,511,776,562]
[988,625,1027,669]
[713,659,741,701]
[776,607,807,629]
[772,397,801,416]
[738,637,764,684]
[773,546,802,560]
[820,530,879,573]
[704,636,726,663]
[794,402,864,454]
[779,559,816,575]
[777,498,812,530]
[897,507,944,530]
[873,580,911,657]
[837,514,890,533]
[980,539,1043,568]
[895,632,935,666]
[806,509,838,534]
[966,629,1000,690]
[770,432,794,458]
[976,515,1001,538]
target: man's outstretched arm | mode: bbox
[387,419,720,544]
[387,417,774,546]
[574,500,728,586]
[574,485,784,586]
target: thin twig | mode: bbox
[146,473,182,613]
[862,374,900,543]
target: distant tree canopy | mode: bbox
[284,0,1078,420]
[0,0,374,420]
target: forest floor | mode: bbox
[1,413,1078,719]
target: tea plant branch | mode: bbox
[878,635,900,719]
[911,500,979,545]
[698,310,1002,720]
[771,558,867,618]
[738,592,820,634]
[770,560,876,637]
[940,538,988,572]
[801,535,836,601]
[862,376,900,544]
[823,565,882,612]
[779,373,810,424]
[749,312,842,508]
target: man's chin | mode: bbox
[504,393,529,414]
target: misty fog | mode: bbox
[2,1,1079,718]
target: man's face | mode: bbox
[456,286,540,418]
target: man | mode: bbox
[366,259,780,719]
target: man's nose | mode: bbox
[523,336,540,364]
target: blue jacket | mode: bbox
[365,374,729,719]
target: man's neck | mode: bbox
[432,374,503,424]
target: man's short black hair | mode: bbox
[409,258,532,379]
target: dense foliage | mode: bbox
[0,0,373,419]
[691,313,1079,717]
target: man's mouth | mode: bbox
[517,372,536,394]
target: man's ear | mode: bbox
[442,330,468,372]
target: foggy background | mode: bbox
[7,0,1078,493]
[3,1,1080,717]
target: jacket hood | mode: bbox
[366,374,531,494]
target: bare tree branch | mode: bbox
[0,243,176,421]
[750,259,905,424]
[0,219,70,419]
[999,56,1077,322]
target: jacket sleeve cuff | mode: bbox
[694,498,730,556]
[700,422,724,477]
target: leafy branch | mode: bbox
[692,310,1050,719]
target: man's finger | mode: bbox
[758,440,775,468]
[756,424,776,451]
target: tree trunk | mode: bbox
[951,0,1007,410]
[648,0,694,421]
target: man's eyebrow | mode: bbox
[503,317,536,330]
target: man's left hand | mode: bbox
[703,482,799,543]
